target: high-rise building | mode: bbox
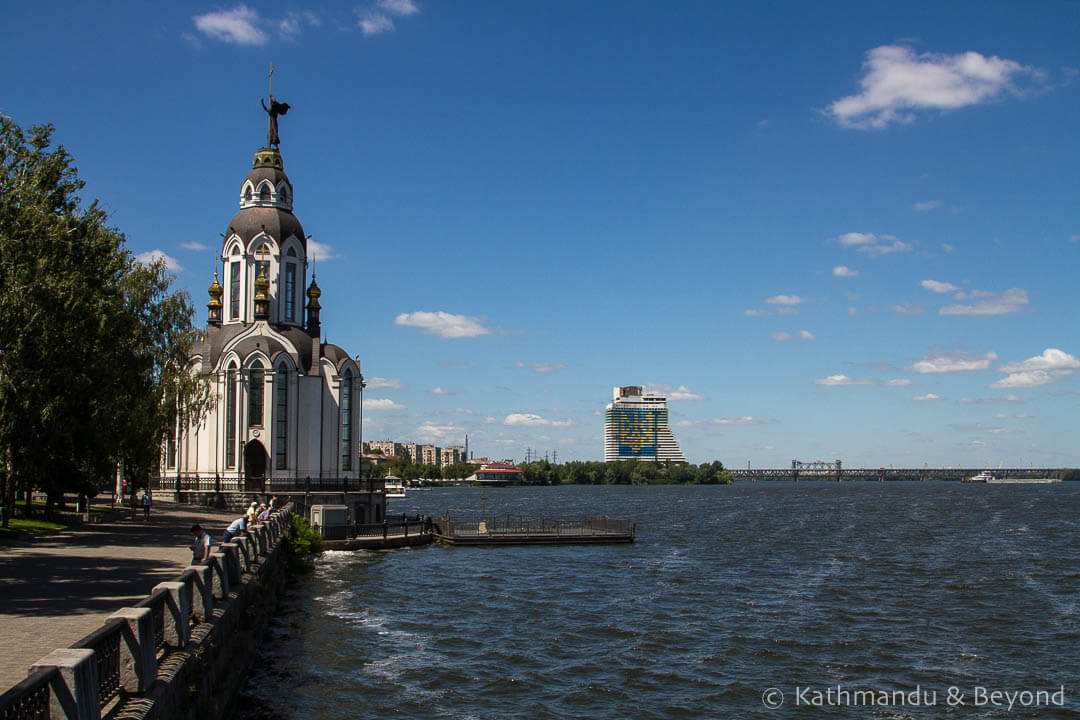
[603,386,686,463]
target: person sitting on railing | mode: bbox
[222,515,247,543]
[256,503,270,522]
[190,524,212,564]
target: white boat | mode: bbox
[963,471,994,483]
[384,476,406,498]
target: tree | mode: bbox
[0,117,210,522]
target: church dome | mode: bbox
[226,148,304,251]
[225,206,305,251]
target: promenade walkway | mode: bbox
[0,501,239,692]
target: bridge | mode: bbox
[729,460,1061,482]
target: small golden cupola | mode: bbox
[207,270,224,326]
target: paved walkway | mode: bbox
[0,501,241,692]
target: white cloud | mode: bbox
[940,288,1028,315]
[744,309,765,316]
[890,303,925,315]
[429,387,463,396]
[415,422,461,442]
[914,393,941,401]
[365,398,405,411]
[914,200,942,211]
[515,361,567,373]
[772,332,793,342]
[958,394,1025,405]
[837,232,879,246]
[395,311,491,339]
[777,307,798,316]
[194,6,269,45]
[990,370,1057,389]
[358,11,394,35]
[307,239,339,262]
[814,374,875,386]
[503,413,572,427]
[858,239,912,256]
[366,376,403,390]
[378,0,419,15]
[135,250,182,273]
[181,241,208,251]
[942,243,955,253]
[886,378,913,386]
[833,265,859,277]
[800,330,815,340]
[826,45,1045,129]
[766,294,806,306]
[643,384,704,401]
[677,416,771,427]
[998,348,1080,373]
[911,351,997,374]
[922,279,959,293]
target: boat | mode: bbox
[963,471,994,483]
[384,476,406,498]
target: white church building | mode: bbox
[154,105,383,521]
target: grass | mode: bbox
[0,516,68,540]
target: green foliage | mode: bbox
[1057,468,1080,482]
[0,116,211,523]
[519,459,734,485]
[286,513,323,559]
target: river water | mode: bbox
[236,483,1080,718]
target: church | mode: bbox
[156,92,382,522]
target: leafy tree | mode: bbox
[0,117,210,522]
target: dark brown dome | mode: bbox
[225,206,305,250]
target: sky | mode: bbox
[3,1,1078,468]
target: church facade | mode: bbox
[158,107,378,520]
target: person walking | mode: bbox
[190,524,211,564]
[142,491,151,521]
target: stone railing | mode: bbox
[0,508,294,720]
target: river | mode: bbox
[235,482,1080,718]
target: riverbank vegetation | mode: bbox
[284,514,323,572]
[520,460,734,485]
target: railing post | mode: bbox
[106,608,156,693]
[30,649,99,720]
[153,581,190,648]
[186,565,214,622]
[210,553,230,598]
[235,536,254,569]
[219,544,242,585]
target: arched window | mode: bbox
[243,185,252,202]
[225,363,238,468]
[279,186,288,203]
[248,360,264,427]
[229,258,241,320]
[274,365,288,470]
[341,369,353,471]
[258,183,271,202]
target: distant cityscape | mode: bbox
[362,440,486,468]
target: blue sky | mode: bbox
[3,1,1078,467]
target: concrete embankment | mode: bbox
[0,503,294,720]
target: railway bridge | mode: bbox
[729,460,1060,482]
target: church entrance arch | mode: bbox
[243,440,268,492]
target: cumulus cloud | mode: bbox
[998,348,1080,373]
[365,398,405,411]
[306,239,339,262]
[800,330,815,340]
[772,332,793,342]
[940,288,1028,315]
[922,279,960,293]
[395,311,491,338]
[826,45,1045,129]
[429,387,463,396]
[193,6,269,45]
[914,200,942,211]
[990,370,1057,389]
[833,265,858,277]
[677,416,773,427]
[181,241,208,251]
[366,376,403,390]
[890,303,925,315]
[835,232,911,256]
[415,422,461,442]
[913,393,941,401]
[135,250,182,273]
[814,374,875,386]
[911,351,997,374]
[886,378,913,386]
[958,394,1025,405]
[766,294,806,306]
[503,413,572,427]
